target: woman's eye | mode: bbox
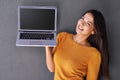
[87,23,91,26]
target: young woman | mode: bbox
[45,10,110,80]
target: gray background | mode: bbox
[0,0,119,80]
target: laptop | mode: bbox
[16,5,57,47]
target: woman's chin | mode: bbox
[76,30,82,34]
[76,32,81,35]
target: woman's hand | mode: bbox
[45,46,55,72]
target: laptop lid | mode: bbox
[18,5,57,32]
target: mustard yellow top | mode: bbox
[52,32,101,80]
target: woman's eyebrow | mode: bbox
[88,21,93,25]
[84,17,94,25]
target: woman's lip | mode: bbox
[78,26,84,31]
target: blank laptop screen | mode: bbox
[19,7,56,30]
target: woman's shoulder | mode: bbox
[89,48,101,61]
[57,32,71,38]
[57,32,70,35]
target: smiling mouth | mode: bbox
[78,26,84,31]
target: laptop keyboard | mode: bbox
[20,32,54,40]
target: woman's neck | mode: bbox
[73,34,91,47]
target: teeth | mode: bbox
[78,26,83,31]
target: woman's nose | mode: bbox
[79,19,85,26]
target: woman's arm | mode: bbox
[45,46,55,72]
[86,52,101,80]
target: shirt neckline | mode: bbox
[69,33,96,49]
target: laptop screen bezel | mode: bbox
[18,5,57,32]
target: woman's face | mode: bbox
[76,12,95,37]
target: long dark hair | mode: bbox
[83,10,110,80]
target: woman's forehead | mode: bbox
[84,13,94,22]
[83,13,94,25]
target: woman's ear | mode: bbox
[91,31,95,35]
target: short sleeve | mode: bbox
[86,51,101,80]
[52,32,67,54]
